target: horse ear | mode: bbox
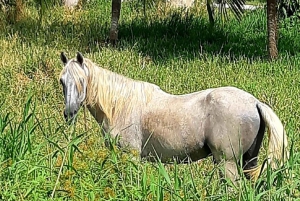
[77,52,84,65]
[60,52,68,65]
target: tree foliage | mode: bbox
[279,0,300,18]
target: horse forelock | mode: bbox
[59,59,88,95]
[82,58,158,122]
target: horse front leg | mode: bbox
[110,0,122,45]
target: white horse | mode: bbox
[59,52,289,182]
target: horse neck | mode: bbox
[86,104,109,130]
[86,66,136,126]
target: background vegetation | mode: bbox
[0,0,300,200]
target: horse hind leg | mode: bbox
[210,149,241,184]
[243,117,266,179]
[225,160,246,185]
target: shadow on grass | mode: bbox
[2,3,300,64]
[117,9,300,63]
[118,12,265,62]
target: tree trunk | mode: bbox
[207,0,215,26]
[14,0,24,22]
[267,0,278,60]
[110,0,121,45]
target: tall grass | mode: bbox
[0,0,300,200]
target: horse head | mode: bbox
[59,52,89,123]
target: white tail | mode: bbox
[246,102,289,180]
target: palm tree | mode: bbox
[1,0,279,59]
[208,0,279,59]
[109,0,279,59]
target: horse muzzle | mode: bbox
[64,109,78,124]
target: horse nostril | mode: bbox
[64,107,78,123]
[64,110,73,120]
[64,111,69,121]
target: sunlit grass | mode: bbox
[0,0,300,200]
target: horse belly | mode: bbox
[141,127,210,163]
[141,93,210,163]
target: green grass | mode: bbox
[0,0,300,200]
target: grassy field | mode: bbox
[0,0,300,200]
